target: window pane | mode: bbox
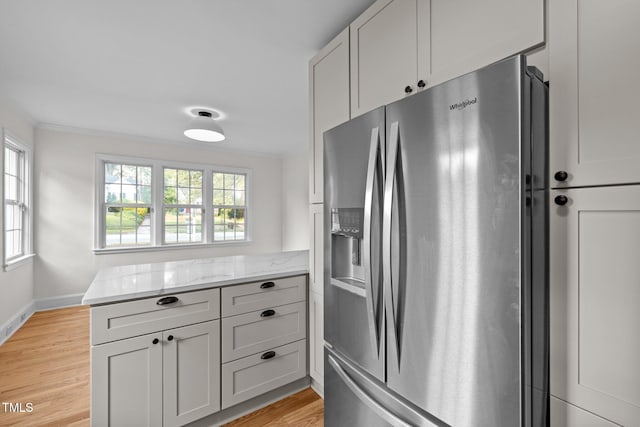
[164,168,177,186]
[223,190,234,205]
[178,169,190,187]
[235,224,245,240]
[164,186,177,204]
[138,166,152,185]
[164,208,178,225]
[121,184,137,203]
[138,185,152,204]
[213,173,224,189]
[234,190,245,206]
[105,163,121,184]
[224,174,235,190]
[177,187,190,204]
[164,226,178,243]
[191,170,202,187]
[235,174,245,190]
[5,175,17,200]
[213,224,225,241]
[122,164,137,183]
[213,189,224,205]
[191,188,202,205]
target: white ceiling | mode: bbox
[0,0,375,154]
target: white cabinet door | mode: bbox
[309,290,324,392]
[550,0,640,187]
[350,0,430,117]
[163,320,221,427]
[429,0,544,86]
[91,333,163,427]
[309,204,324,295]
[309,28,350,203]
[550,186,640,426]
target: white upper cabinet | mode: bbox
[350,0,544,117]
[429,0,544,86]
[550,185,640,426]
[309,28,350,203]
[550,0,640,188]
[350,0,430,117]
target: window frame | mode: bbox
[94,154,252,253]
[3,129,34,270]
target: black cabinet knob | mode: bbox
[152,338,159,345]
[167,335,174,341]
[260,309,276,317]
[404,85,413,94]
[554,195,569,206]
[417,80,426,88]
[261,351,276,360]
[554,171,569,182]
[260,281,275,289]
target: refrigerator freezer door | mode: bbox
[324,107,385,381]
[325,349,444,427]
[384,56,527,426]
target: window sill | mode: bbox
[93,241,251,255]
[3,253,36,272]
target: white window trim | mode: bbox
[3,129,34,271]
[94,153,252,253]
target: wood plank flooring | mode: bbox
[0,305,324,426]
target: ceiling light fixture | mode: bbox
[184,111,225,142]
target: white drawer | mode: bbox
[221,339,306,409]
[221,301,306,363]
[221,275,306,317]
[91,288,220,345]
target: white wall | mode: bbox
[281,152,309,251]
[0,100,35,328]
[34,127,283,299]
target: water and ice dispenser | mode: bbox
[330,207,365,288]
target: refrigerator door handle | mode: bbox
[383,121,401,370]
[364,126,382,355]
[328,355,412,427]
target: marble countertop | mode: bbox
[82,250,309,305]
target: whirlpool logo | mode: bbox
[449,97,478,111]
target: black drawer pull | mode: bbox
[260,309,276,317]
[261,351,276,360]
[157,296,179,305]
[260,281,275,289]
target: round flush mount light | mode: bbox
[184,110,226,142]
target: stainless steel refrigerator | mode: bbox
[323,55,549,427]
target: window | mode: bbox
[103,162,152,247]
[95,154,250,252]
[163,168,203,244]
[3,132,33,266]
[213,172,247,241]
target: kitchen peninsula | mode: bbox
[83,250,309,427]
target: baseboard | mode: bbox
[310,378,324,398]
[0,301,35,346]
[34,293,84,311]
[1,293,84,346]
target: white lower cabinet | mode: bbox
[550,186,640,426]
[91,276,308,426]
[92,320,220,427]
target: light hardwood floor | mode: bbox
[0,305,324,426]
